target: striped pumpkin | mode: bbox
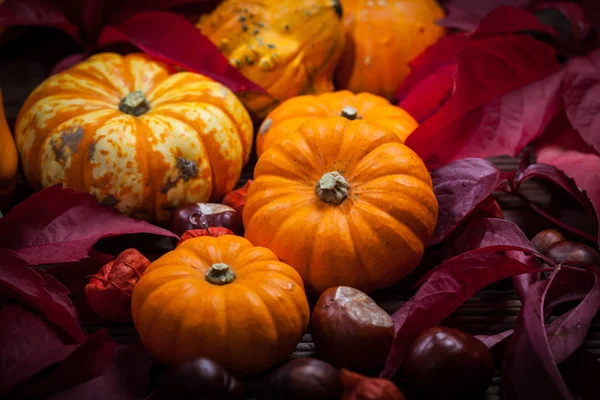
[15,53,253,223]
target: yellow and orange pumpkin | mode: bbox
[132,235,310,375]
[0,88,18,211]
[335,0,445,100]
[197,0,346,118]
[244,116,438,294]
[15,53,253,223]
[256,90,418,157]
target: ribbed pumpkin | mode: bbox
[15,53,253,223]
[244,116,438,294]
[0,88,18,211]
[197,0,346,118]
[132,235,310,375]
[335,0,445,100]
[256,90,418,157]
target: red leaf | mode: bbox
[0,0,80,42]
[430,158,505,245]
[470,6,557,38]
[177,227,235,246]
[502,266,600,399]
[50,53,88,75]
[0,304,77,396]
[535,121,600,245]
[562,49,600,154]
[222,180,253,216]
[0,185,176,265]
[97,11,267,94]
[404,34,559,167]
[380,252,543,379]
[18,329,117,399]
[470,195,504,219]
[437,0,533,31]
[0,249,85,342]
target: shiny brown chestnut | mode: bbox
[311,286,394,371]
[259,358,343,400]
[402,326,494,399]
[546,240,600,266]
[152,357,244,400]
[531,229,565,254]
[168,203,243,236]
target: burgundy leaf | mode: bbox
[47,343,152,400]
[535,120,600,245]
[562,48,600,154]
[380,252,543,379]
[97,11,267,94]
[18,329,117,399]
[404,34,559,167]
[0,0,80,41]
[437,0,533,31]
[470,6,556,38]
[0,249,85,342]
[0,185,177,265]
[502,266,600,399]
[50,53,88,75]
[508,251,543,303]
[470,195,504,219]
[0,304,77,396]
[430,158,504,245]
[475,329,513,349]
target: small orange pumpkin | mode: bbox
[244,116,438,294]
[132,235,310,375]
[0,88,18,211]
[197,0,346,118]
[256,90,418,157]
[335,0,445,100]
[15,53,253,222]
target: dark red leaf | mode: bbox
[502,266,600,399]
[535,119,600,245]
[50,53,88,75]
[560,349,600,400]
[0,249,85,342]
[470,196,504,219]
[0,304,77,396]
[508,251,543,303]
[0,0,80,41]
[18,329,117,399]
[0,185,177,265]
[430,158,504,246]
[97,11,267,94]
[475,329,513,349]
[47,343,152,400]
[470,6,556,38]
[177,227,235,246]
[562,48,600,154]
[380,252,543,379]
[437,0,533,31]
[404,34,559,167]
[222,179,253,216]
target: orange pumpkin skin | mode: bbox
[256,90,418,157]
[244,117,438,295]
[0,88,18,211]
[335,0,445,100]
[15,53,253,223]
[197,0,346,118]
[131,235,310,375]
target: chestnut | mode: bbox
[545,240,600,266]
[152,357,244,399]
[401,326,494,399]
[168,203,243,236]
[259,358,343,400]
[311,286,394,371]
[531,229,565,254]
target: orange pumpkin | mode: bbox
[197,0,346,118]
[132,235,310,375]
[256,90,418,157]
[0,88,18,211]
[335,0,445,100]
[15,53,253,223]
[244,116,438,294]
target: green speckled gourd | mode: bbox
[197,0,346,119]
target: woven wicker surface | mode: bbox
[2,30,599,399]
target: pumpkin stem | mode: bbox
[119,90,150,116]
[205,263,236,285]
[340,106,358,120]
[316,171,350,205]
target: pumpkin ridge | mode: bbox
[346,210,377,288]
[63,70,124,102]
